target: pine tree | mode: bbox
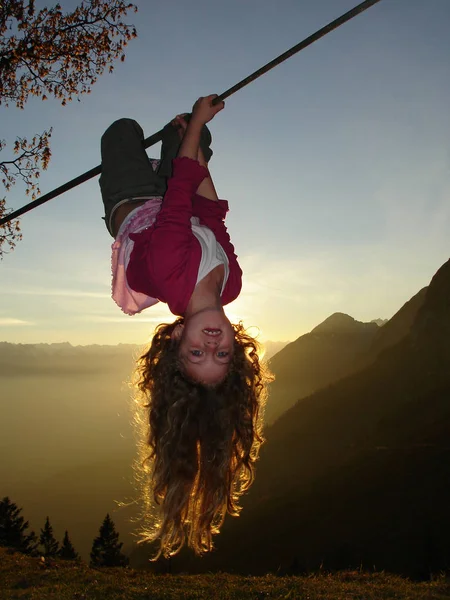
[59,530,79,561]
[90,514,128,567]
[0,496,37,554]
[39,516,59,557]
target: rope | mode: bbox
[0,0,383,227]
[213,0,383,104]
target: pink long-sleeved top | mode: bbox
[126,157,243,316]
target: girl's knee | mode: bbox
[102,118,144,145]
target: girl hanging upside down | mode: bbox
[99,95,272,558]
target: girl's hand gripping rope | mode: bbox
[177,95,224,161]
[191,94,225,126]
[172,114,189,140]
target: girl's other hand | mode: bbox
[191,95,224,125]
[171,114,189,140]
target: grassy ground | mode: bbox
[1,549,450,600]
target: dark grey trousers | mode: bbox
[99,117,212,236]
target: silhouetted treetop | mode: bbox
[90,513,128,567]
[0,496,37,554]
[39,516,59,557]
[59,530,79,560]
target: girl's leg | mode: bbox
[99,118,166,236]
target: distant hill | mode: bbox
[0,342,138,377]
[266,288,428,426]
[265,313,380,424]
[160,259,450,578]
[0,339,286,375]
[262,340,289,361]
[371,318,388,327]
[361,287,427,367]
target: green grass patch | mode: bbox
[1,549,450,600]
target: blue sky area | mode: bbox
[1,0,449,345]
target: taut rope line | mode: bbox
[0,0,383,227]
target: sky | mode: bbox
[1,0,450,346]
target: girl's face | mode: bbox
[174,309,235,385]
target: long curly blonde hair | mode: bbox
[133,318,273,558]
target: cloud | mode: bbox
[1,288,110,299]
[80,315,169,324]
[78,303,174,325]
[0,318,33,326]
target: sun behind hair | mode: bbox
[132,318,273,558]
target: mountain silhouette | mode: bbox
[361,287,427,367]
[265,313,379,424]
[312,312,377,334]
[266,286,429,426]
[412,259,450,350]
[163,259,450,577]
